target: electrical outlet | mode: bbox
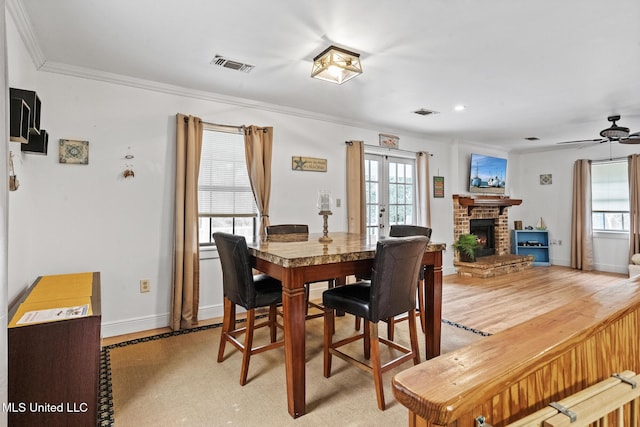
[335,198,341,207]
[140,279,150,293]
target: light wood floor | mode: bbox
[441,265,626,334]
[102,266,628,346]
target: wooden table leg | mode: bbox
[424,251,443,360]
[282,268,307,418]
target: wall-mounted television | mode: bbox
[469,153,507,195]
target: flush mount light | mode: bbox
[311,45,362,84]
[454,105,466,112]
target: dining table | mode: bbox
[247,231,445,418]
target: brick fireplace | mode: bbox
[453,195,534,277]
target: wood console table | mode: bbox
[7,272,101,427]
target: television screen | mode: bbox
[469,153,507,194]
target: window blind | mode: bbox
[592,161,629,212]
[198,129,256,217]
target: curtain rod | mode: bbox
[345,141,433,156]
[591,156,629,164]
[182,116,269,133]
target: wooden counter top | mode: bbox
[392,275,640,426]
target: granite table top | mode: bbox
[247,232,445,268]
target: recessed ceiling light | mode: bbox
[454,105,466,112]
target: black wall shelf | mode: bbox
[21,129,48,155]
[10,88,41,135]
[9,98,30,144]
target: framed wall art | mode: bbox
[539,174,552,185]
[379,133,399,149]
[433,176,445,198]
[59,139,89,164]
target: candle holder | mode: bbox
[317,190,333,243]
[318,210,333,243]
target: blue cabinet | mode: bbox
[511,230,550,266]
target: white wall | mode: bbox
[1,1,10,424]
[510,143,639,273]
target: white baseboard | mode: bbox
[101,304,224,338]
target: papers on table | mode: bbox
[8,272,95,328]
[16,304,90,325]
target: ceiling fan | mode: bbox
[557,115,640,145]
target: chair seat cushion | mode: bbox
[323,282,371,320]
[253,274,283,307]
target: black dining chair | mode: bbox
[354,225,432,339]
[386,225,432,339]
[322,235,428,410]
[266,224,337,320]
[213,232,284,386]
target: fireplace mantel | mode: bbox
[454,195,522,215]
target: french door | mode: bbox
[364,153,416,236]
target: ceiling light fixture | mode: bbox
[311,45,362,84]
[454,105,466,111]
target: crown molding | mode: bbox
[6,0,45,68]
[40,60,433,139]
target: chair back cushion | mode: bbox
[369,236,428,322]
[213,232,257,309]
[389,225,432,243]
[266,224,309,235]
[266,224,309,242]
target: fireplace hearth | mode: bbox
[453,195,532,277]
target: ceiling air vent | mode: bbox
[210,55,255,73]
[413,108,439,116]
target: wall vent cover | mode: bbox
[210,55,255,73]
[413,108,439,116]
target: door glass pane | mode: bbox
[388,160,414,227]
[365,158,381,235]
[364,154,416,234]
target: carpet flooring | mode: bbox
[98,316,488,426]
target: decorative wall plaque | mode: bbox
[292,156,327,172]
[379,133,399,149]
[539,174,552,185]
[59,139,89,164]
[433,176,445,198]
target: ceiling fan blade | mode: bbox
[556,138,607,145]
[619,133,640,144]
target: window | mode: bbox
[364,153,415,236]
[198,126,257,245]
[591,160,629,232]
